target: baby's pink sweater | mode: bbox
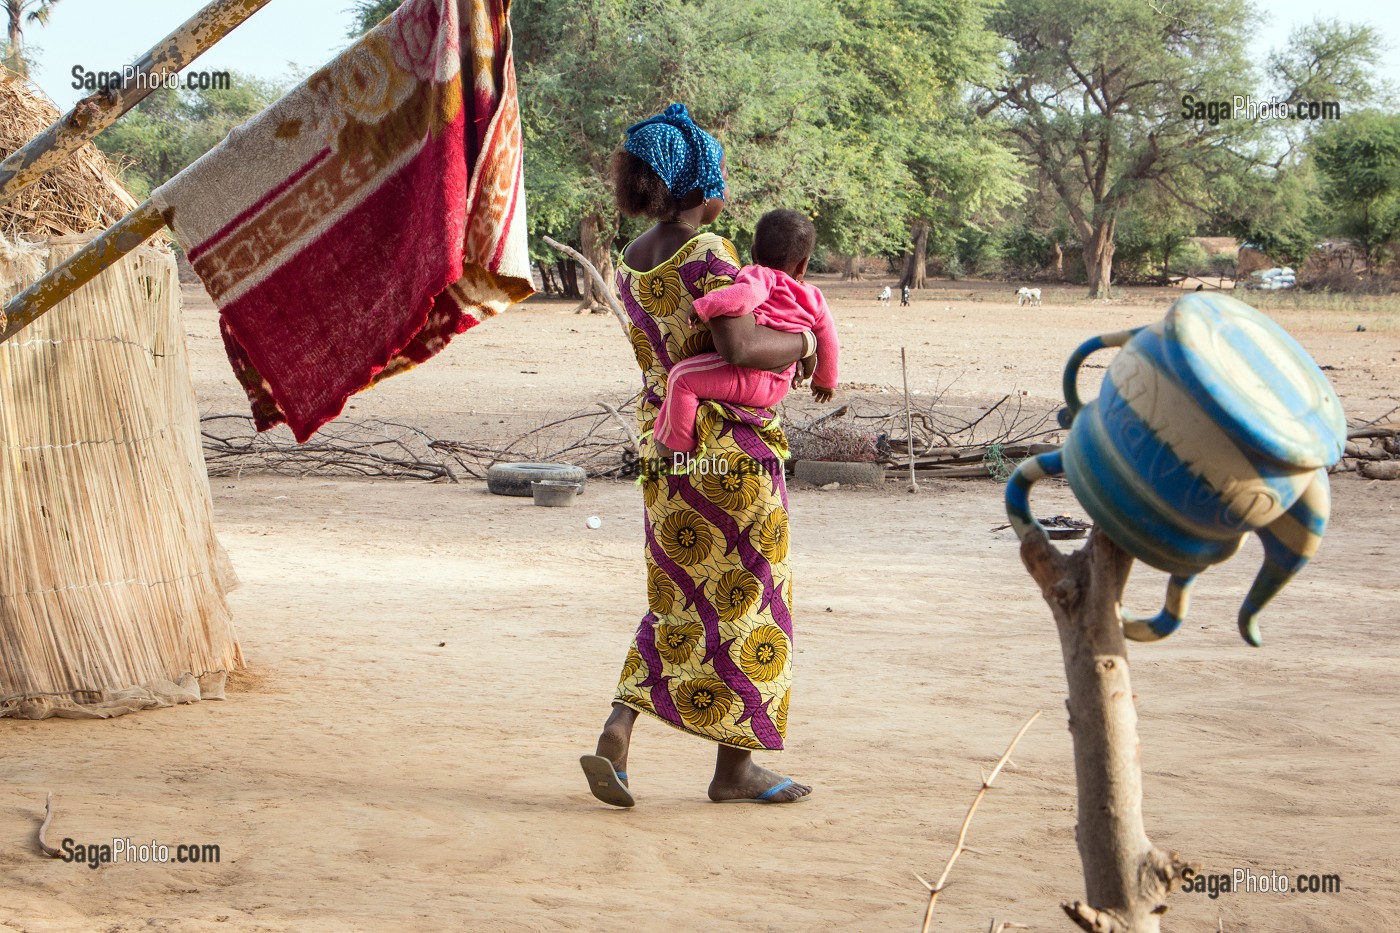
[691,265,840,388]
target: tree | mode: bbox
[900,114,1023,286]
[981,0,1262,298]
[94,74,286,199]
[982,3,1386,298]
[515,0,897,310]
[4,0,60,75]
[515,0,1009,306]
[1311,111,1400,273]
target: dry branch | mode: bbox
[202,415,459,481]
[901,347,919,492]
[917,711,1041,933]
[37,792,60,858]
[1018,530,1194,933]
[541,235,628,334]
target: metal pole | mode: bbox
[0,0,274,207]
[0,201,165,341]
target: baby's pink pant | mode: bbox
[655,352,790,452]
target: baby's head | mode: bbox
[752,209,815,280]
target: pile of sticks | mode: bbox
[199,396,643,482]
[200,390,1062,484]
[1336,408,1400,480]
[201,414,460,482]
[789,391,1060,480]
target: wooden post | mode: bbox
[0,0,274,207]
[1017,529,1193,933]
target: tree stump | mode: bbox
[1018,528,1193,932]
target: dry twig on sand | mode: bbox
[915,711,1041,932]
[38,792,61,858]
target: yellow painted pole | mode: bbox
[0,0,274,207]
[0,201,165,342]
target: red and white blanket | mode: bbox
[154,0,532,441]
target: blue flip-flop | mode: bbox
[716,777,809,804]
[579,754,635,808]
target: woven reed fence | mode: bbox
[0,234,242,719]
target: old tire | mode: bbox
[486,462,587,497]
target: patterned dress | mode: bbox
[614,232,794,751]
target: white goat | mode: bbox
[1016,286,1042,306]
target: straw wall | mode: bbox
[0,234,242,719]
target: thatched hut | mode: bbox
[0,74,147,240]
[0,73,242,719]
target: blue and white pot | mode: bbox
[1005,293,1345,645]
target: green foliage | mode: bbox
[1268,20,1385,111]
[1211,158,1326,267]
[515,0,1015,268]
[346,0,405,37]
[94,74,286,199]
[1310,111,1400,271]
[985,0,1260,294]
[995,226,1054,277]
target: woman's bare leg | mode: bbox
[708,745,811,802]
[595,702,639,782]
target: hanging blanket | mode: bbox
[152,0,532,441]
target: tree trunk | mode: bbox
[578,213,616,314]
[558,260,580,299]
[1051,241,1064,280]
[536,261,558,296]
[841,255,862,281]
[899,220,929,290]
[1018,530,1192,933]
[1085,218,1117,299]
[7,3,21,52]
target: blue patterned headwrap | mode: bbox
[623,103,726,202]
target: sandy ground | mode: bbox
[1,276,1398,932]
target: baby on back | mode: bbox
[653,208,839,459]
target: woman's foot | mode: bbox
[595,703,638,780]
[708,747,812,803]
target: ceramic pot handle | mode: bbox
[1061,327,1144,423]
[1007,450,1196,642]
[1004,451,1062,544]
[1122,575,1195,642]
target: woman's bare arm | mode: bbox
[709,314,808,373]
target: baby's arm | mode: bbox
[810,293,840,401]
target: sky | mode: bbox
[16,0,1400,112]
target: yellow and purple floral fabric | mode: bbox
[614,232,794,750]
